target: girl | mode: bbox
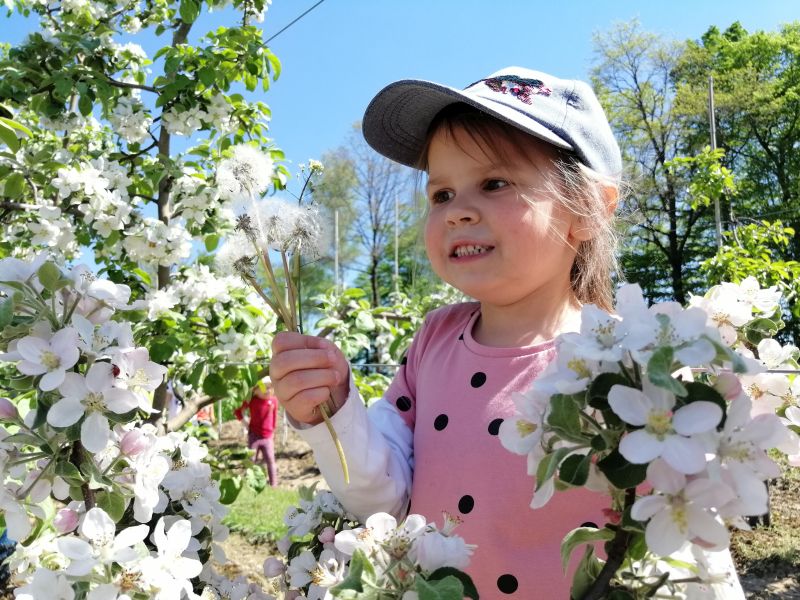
[270,67,743,598]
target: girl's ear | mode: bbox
[569,184,618,242]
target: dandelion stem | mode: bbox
[319,394,349,485]
[281,250,298,331]
[257,246,291,325]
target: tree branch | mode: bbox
[105,76,158,94]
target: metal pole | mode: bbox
[394,196,399,294]
[334,209,340,292]
[708,75,722,250]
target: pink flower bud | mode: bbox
[317,526,336,544]
[263,557,286,578]
[276,535,292,555]
[54,508,80,534]
[714,372,743,400]
[120,429,150,456]
[0,397,19,420]
[602,508,621,525]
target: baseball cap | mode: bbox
[362,66,622,179]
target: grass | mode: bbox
[222,485,300,545]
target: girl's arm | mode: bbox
[293,371,413,521]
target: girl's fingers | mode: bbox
[282,386,331,424]
[269,348,339,381]
[275,367,340,402]
[272,331,333,354]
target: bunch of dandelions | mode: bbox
[215,146,348,482]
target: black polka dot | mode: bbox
[458,333,464,341]
[497,574,518,594]
[488,418,503,436]
[434,414,449,431]
[458,495,474,514]
[470,372,487,388]
[396,396,412,412]
[581,521,598,529]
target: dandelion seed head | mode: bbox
[215,231,256,276]
[216,144,274,200]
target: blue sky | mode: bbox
[2,0,798,197]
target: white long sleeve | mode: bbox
[293,372,414,522]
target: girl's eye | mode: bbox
[484,179,509,191]
[430,189,454,204]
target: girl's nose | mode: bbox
[445,195,480,227]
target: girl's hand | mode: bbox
[270,332,350,425]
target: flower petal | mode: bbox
[619,430,664,464]
[645,509,687,556]
[661,435,708,474]
[81,411,110,453]
[81,507,115,543]
[673,402,722,436]
[47,396,84,427]
[40,368,66,391]
[686,506,729,549]
[608,385,651,426]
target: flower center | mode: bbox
[83,392,106,412]
[747,383,764,399]
[567,358,591,379]
[645,411,673,438]
[516,420,538,437]
[592,322,616,348]
[119,570,141,592]
[41,351,61,370]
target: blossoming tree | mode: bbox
[0,0,287,432]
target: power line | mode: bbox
[264,0,327,44]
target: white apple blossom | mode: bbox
[47,363,140,452]
[408,530,474,572]
[111,347,167,410]
[720,277,781,314]
[609,381,722,474]
[689,288,752,346]
[140,518,202,599]
[631,460,734,556]
[756,338,797,369]
[739,372,789,416]
[498,388,549,462]
[57,507,148,576]
[13,567,75,600]
[16,328,80,391]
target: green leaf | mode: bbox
[188,361,206,388]
[133,268,151,285]
[55,460,83,483]
[0,295,14,329]
[204,233,220,252]
[150,340,175,363]
[202,373,227,397]
[95,490,126,522]
[198,67,215,87]
[647,346,686,396]
[218,475,243,505]
[78,94,92,116]
[569,545,605,600]
[179,0,200,23]
[37,261,62,291]
[3,172,25,198]
[330,549,375,595]
[588,372,629,410]
[558,453,591,486]
[0,116,32,136]
[681,381,726,417]
[547,394,585,443]
[416,575,464,600]
[597,449,647,489]
[427,568,478,599]
[560,526,614,572]
[355,311,375,331]
[535,447,572,489]
[0,121,19,152]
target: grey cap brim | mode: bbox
[362,79,573,169]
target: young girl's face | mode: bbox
[424,125,583,310]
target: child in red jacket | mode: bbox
[235,377,279,486]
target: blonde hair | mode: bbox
[418,104,621,312]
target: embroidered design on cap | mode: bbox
[472,75,552,105]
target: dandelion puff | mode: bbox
[254,199,300,249]
[284,205,330,259]
[216,144,274,201]
[215,231,257,278]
